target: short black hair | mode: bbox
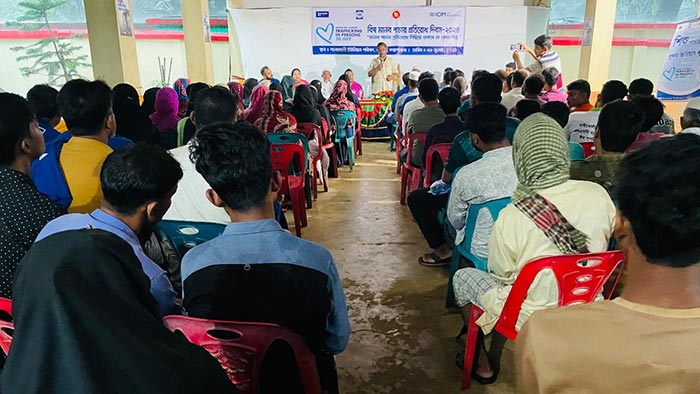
[523,74,545,97]
[468,103,507,144]
[505,73,514,90]
[100,144,183,215]
[471,73,502,103]
[505,62,516,69]
[566,79,591,95]
[600,80,628,106]
[438,87,460,114]
[269,83,283,94]
[597,100,645,152]
[0,93,35,166]
[26,84,59,120]
[628,78,654,97]
[418,71,435,81]
[471,69,489,84]
[260,66,270,76]
[376,42,387,48]
[193,86,238,130]
[542,101,570,127]
[534,34,552,49]
[514,99,542,121]
[443,67,454,74]
[541,67,559,87]
[453,69,465,78]
[290,67,301,76]
[494,69,507,83]
[57,79,112,136]
[185,82,211,116]
[616,134,700,268]
[418,78,439,102]
[630,95,664,133]
[443,70,455,85]
[402,72,410,86]
[512,69,528,87]
[190,122,272,212]
[344,68,353,74]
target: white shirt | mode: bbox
[501,87,524,113]
[681,127,700,136]
[402,98,425,136]
[649,112,675,134]
[565,110,601,143]
[368,56,398,94]
[163,143,230,224]
[321,80,334,100]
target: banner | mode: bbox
[657,17,700,100]
[311,7,465,56]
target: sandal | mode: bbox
[454,332,498,385]
[418,252,450,267]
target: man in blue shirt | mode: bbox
[26,84,61,145]
[258,65,280,85]
[184,121,350,393]
[36,144,183,317]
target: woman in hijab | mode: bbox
[241,84,269,124]
[243,78,258,108]
[291,84,330,186]
[1,229,236,393]
[254,90,297,134]
[141,87,160,121]
[150,87,180,149]
[227,81,245,114]
[112,83,158,144]
[280,75,295,102]
[291,68,309,85]
[337,74,360,107]
[324,80,356,167]
[173,77,190,118]
[451,113,615,382]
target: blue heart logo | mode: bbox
[316,23,334,44]
[663,66,676,81]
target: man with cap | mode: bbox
[681,97,700,136]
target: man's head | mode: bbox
[615,134,700,268]
[190,122,279,214]
[595,100,645,154]
[418,78,439,104]
[511,69,529,89]
[541,67,559,91]
[438,87,460,115]
[376,42,388,58]
[468,103,507,152]
[630,95,664,133]
[566,79,591,108]
[260,66,273,80]
[443,70,455,86]
[401,72,410,87]
[27,84,60,126]
[522,74,545,98]
[345,69,355,83]
[192,86,238,131]
[598,80,628,107]
[505,62,516,75]
[681,98,700,129]
[533,34,552,57]
[514,99,542,121]
[100,144,182,236]
[0,93,45,167]
[408,71,420,89]
[57,79,115,138]
[418,71,435,82]
[322,70,332,82]
[542,101,570,128]
[628,78,654,99]
[470,73,502,106]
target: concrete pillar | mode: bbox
[577,0,617,91]
[182,0,215,84]
[83,0,141,91]
[226,0,245,79]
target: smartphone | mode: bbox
[510,43,522,51]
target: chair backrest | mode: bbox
[423,143,451,187]
[461,197,512,271]
[405,131,427,167]
[155,220,227,260]
[271,143,306,195]
[329,110,356,139]
[579,142,596,158]
[495,251,625,340]
[0,297,12,356]
[162,315,321,394]
[296,123,320,143]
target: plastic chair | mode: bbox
[267,133,312,209]
[271,143,307,237]
[0,297,12,357]
[459,251,625,390]
[296,123,326,200]
[445,197,511,308]
[395,112,403,174]
[399,131,427,205]
[321,118,338,179]
[330,110,356,171]
[163,315,321,394]
[155,220,226,260]
[354,107,363,156]
[568,142,585,162]
[579,142,596,158]
[422,143,451,188]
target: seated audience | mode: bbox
[447,103,518,261]
[501,69,528,112]
[565,79,628,143]
[513,99,542,121]
[539,67,567,104]
[321,69,334,99]
[37,143,182,317]
[681,97,700,135]
[422,87,464,182]
[452,76,468,102]
[505,62,516,75]
[406,78,445,167]
[184,122,350,393]
[520,74,546,106]
[26,84,61,145]
[259,65,280,85]
[453,113,615,382]
[141,87,160,121]
[2,229,234,393]
[516,134,700,393]
[226,81,245,115]
[394,71,420,139]
[113,83,159,144]
[338,73,360,107]
[254,90,297,133]
[291,67,309,85]
[176,82,210,147]
[403,72,435,135]
[391,72,411,114]
[150,87,181,149]
[0,93,64,298]
[241,84,269,124]
[290,84,330,183]
[626,95,665,152]
[542,101,585,161]
[325,80,356,166]
[173,78,190,118]
[280,75,295,102]
[570,100,645,194]
[242,77,258,107]
[627,78,675,134]
[566,79,593,112]
[31,79,115,213]
[345,68,364,99]
[458,70,489,120]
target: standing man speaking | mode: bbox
[368,42,399,94]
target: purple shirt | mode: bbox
[540,89,568,104]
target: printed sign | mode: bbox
[311,7,465,56]
[657,17,700,100]
[203,12,211,43]
[116,0,133,37]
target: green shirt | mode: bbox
[569,154,624,196]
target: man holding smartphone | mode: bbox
[512,34,563,90]
[368,42,399,94]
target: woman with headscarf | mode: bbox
[291,68,309,86]
[141,87,160,121]
[173,77,190,118]
[227,81,245,114]
[1,229,236,393]
[291,84,330,184]
[452,76,468,102]
[241,84,269,124]
[280,75,295,102]
[337,74,360,107]
[150,87,181,149]
[254,90,297,134]
[451,113,615,382]
[112,83,158,144]
[242,78,258,108]
[176,82,210,146]
[324,80,357,167]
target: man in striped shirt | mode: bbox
[512,34,563,90]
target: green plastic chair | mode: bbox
[329,110,356,171]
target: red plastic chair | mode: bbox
[0,297,13,356]
[422,143,451,188]
[579,142,596,158]
[395,112,403,174]
[460,251,625,390]
[163,315,321,394]
[270,143,307,237]
[296,123,325,199]
[320,118,338,179]
[400,131,427,205]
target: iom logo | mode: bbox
[356,10,364,20]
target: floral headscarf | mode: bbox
[254,90,297,134]
[173,78,190,117]
[324,80,354,111]
[227,81,245,112]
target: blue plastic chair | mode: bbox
[329,110,356,171]
[156,220,226,260]
[445,197,512,308]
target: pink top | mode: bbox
[350,81,363,99]
[626,132,665,153]
[540,89,568,105]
